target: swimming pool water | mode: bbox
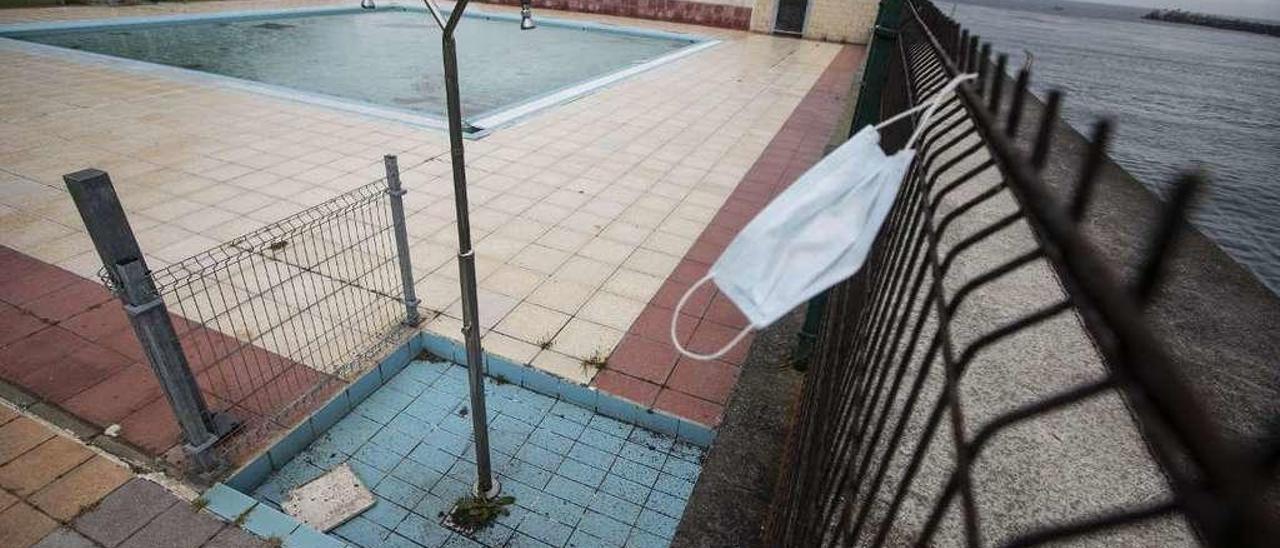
[11,8,693,120]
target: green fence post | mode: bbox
[791,0,904,370]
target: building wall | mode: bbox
[484,0,878,42]
[752,0,878,44]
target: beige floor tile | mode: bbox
[510,243,569,275]
[525,279,594,315]
[577,237,635,265]
[481,332,540,367]
[493,302,570,346]
[484,265,546,300]
[603,269,666,302]
[531,349,597,385]
[445,288,517,330]
[622,247,682,279]
[578,291,647,332]
[553,256,616,287]
[552,318,624,362]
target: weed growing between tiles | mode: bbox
[444,495,515,533]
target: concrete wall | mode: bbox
[482,0,879,42]
[752,0,879,43]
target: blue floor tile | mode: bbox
[576,511,631,546]
[545,476,596,508]
[374,475,427,509]
[507,533,555,547]
[363,498,410,530]
[568,528,618,548]
[516,443,564,472]
[557,459,606,488]
[659,459,699,483]
[335,516,390,547]
[617,443,666,470]
[599,475,649,506]
[567,443,614,471]
[577,429,625,455]
[635,509,678,540]
[527,428,575,455]
[609,459,659,488]
[409,444,460,474]
[392,457,445,491]
[586,415,633,440]
[539,415,586,440]
[285,524,348,548]
[642,490,684,519]
[395,513,452,547]
[624,530,668,548]
[354,443,403,472]
[518,513,574,547]
[549,400,594,425]
[652,474,694,500]
[589,491,641,525]
[248,359,709,548]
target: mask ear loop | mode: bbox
[668,74,972,362]
[671,274,754,361]
[872,73,978,150]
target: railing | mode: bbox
[762,1,1278,546]
[66,156,421,469]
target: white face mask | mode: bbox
[672,73,978,361]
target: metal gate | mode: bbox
[775,0,808,35]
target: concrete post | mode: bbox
[64,169,231,471]
[385,155,423,327]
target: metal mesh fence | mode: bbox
[761,1,1278,546]
[109,178,415,460]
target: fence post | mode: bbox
[384,155,423,327]
[64,169,231,471]
[792,0,905,369]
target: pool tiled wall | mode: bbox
[215,330,712,547]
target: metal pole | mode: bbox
[438,0,498,498]
[384,155,423,327]
[64,169,232,471]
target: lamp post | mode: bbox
[416,0,533,500]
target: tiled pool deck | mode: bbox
[0,0,862,458]
[240,359,703,548]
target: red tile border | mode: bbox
[592,45,866,428]
[0,245,340,465]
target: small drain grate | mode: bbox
[252,22,296,30]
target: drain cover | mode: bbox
[281,464,375,532]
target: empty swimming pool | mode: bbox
[0,6,713,133]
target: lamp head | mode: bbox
[520,0,536,29]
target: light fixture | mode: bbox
[520,0,536,30]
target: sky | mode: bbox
[1080,0,1280,20]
